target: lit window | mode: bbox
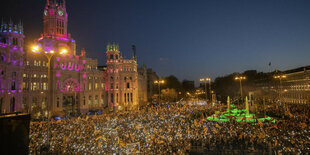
[23,74,27,78]
[95,83,98,89]
[33,74,37,78]
[43,83,47,90]
[89,83,92,90]
[95,95,99,104]
[88,96,92,105]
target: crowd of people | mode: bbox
[29,102,310,154]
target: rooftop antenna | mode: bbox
[132,44,136,60]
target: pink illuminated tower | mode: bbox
[43,0,68,39]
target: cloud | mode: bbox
[159,57,169,62]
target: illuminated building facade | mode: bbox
[0,0,150,115]
[22,0,106,116]
[0,20,24,113]
[106,43,139,111]
[281,66,310,104]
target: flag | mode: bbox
[215,124,223,129]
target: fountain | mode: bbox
[207,96,275,124]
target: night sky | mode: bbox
[1,0,310,84]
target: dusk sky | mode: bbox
[1,0,310,84]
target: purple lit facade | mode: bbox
[0,20,24,113]
[0,0,148,116]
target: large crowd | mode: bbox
[29,102,310,154]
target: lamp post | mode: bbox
[154,80,164,103]
[32,45,68,149]
[200,77,211,105]
[274,75,286,106]
[235,76,246,101]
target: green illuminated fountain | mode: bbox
[207,96,275,124]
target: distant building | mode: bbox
[105,42,139,111]
[254,66,310,104]
[146,68,159,102]
[138,65,148,106]
[281,66,310,104]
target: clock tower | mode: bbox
[43,0,68,38]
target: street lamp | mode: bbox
[200,77,211,105]
[154,80,164,103]
[235,76,246,100]
[31,45,68,149]
[274,75,286,104]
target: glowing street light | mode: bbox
[200,77,211,105]
[60,49,68,55]
[32,45,40,52]
[274,74,287,103]
[235,76,246,99]
[154,80,165,103]
[31,44,68,149]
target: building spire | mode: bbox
[132,44,136,60]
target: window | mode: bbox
[110,54,114,59]
[115,55,118,59]
[101,95,104,105]
[95,95,99,104]
[43,83,47,90]
[110,83,114,89]
[111,93,114,102]
[116,93,118,103]
[131,93,133,102]
[11,82,16,90]
[116,83,119,89]
[23,82,26,90]
[88,96,92,105]
[83,96,86,105]
[124,93,126,103]
[23,74,27,78]
[1,38,6,43]
[101,83,104,89]
[57,97,60,107]
[127,93,130,102]
[89,83,92,90]
[127,83,130,88]
[12,72,16,77]
[33,74,37,78]
[34,60,37,66]
[95,83,98,89]
[32,82,37,91]
[124,77,127,81]
[12,38,18,45]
